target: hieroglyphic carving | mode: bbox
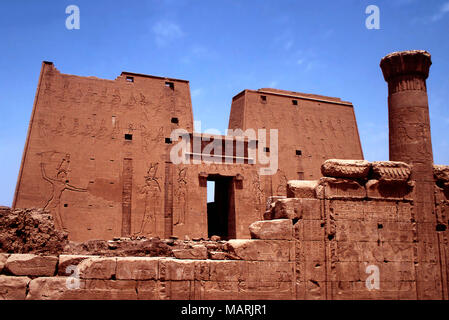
[275,170,288,196]
[67,118,80,136]
[39,151,87,231]
[136,163,161,236]
[37,119,50,138]
[251,172,265,220]
[174,167,188,226]
[52,116,66,136]
[111,88,121,106]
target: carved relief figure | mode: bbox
[174,167,188,226]
[39,151,87,232]
[136,163,161,236]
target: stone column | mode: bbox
[380,50,443,299]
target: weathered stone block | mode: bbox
[238,281,294,300]
[116,257,159,280]
[0,253,9,273]
[225,239,294,261]
[173,245,207,260]
[5,254,58,276]
[159,259,195,281]
[334,262,362,281]
[336,241,383,262]
[202,281,239,300]
[137,280,158,300]
[209,251,227,260]
[378,222,414,242]
[335,220,379,242]
[331,281,354,300]
[58,255,99,276]
[27,277,71,300]
[246,261,295,282]
[249,219,293,240]
[273,198,321,220]
[294,220,325,241]
[321,159,371,179]
[434,164,449,182]
[382,242,414,262]
[0,275,30,300]
[317,177,366,199]
[286,180,318,198]
[366,179,414,200]
[371,161,411,182]
[81,279,138,299]
[209,261,247,282]
[77,257,116,279]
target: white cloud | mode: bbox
[152,21,184,46]
[431,1,449,21]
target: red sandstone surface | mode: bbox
[1,50,448,300]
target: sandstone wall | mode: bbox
[3,160,448,300]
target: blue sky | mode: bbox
[0,0,448,206]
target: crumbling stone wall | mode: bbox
[1,161,448,300]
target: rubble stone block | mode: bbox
[225,239,294,261]
[209,251,227,260]
[317,177,366,199]
[5,254,58,276]
[173,245,208,260]
[0,275,30,300]
[249,219,293,240]
[159,259,195,281]
[116,257,159,280]
[371,161,411,182]
[273,198,321,220]
[286,180,318,199]
[58,255,99,276]
[77,257,116,279]
[321,159,371,179]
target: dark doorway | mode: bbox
[207,175,236,240]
